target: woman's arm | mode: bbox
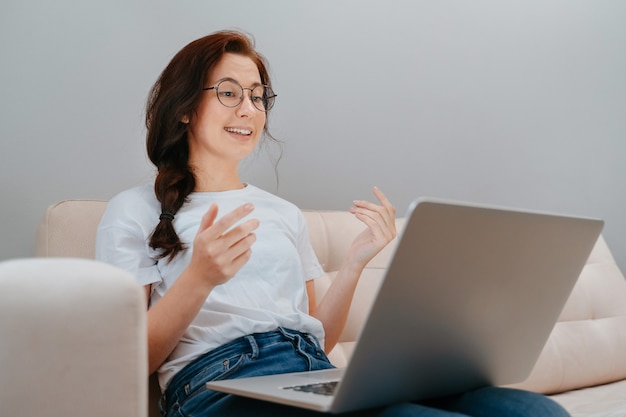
[308,187,396,353]
[144,203,259,374]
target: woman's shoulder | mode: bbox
[109,183,157,203]
[101,183,160,230]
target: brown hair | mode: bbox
[146,30,275,260]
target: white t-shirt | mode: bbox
[95,183,326,390]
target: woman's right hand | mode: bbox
[187,202,259,289]
[145,202,258,374]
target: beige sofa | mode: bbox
[1,199,625,417]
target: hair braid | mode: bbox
[150,164,195,260]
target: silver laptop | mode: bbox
[207,198,604,413]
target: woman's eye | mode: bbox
[251,96,263,103]
[220,91,235,98]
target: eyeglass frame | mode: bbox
[202,78,277,112]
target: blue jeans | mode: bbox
[160,328,570,417]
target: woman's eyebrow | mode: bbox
[212,76,263,87]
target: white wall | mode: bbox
[2,0,625,272]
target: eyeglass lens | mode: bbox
[215,80,275,112]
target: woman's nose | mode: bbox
[236,93,256,116]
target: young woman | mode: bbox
[95,31,570,417]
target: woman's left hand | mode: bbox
[347,186,397,269]
[311,186,396,352]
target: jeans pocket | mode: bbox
[173,352,250,417]
[188,351,250,392]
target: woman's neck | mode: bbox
[187,148,249,192]
[194,178,246,192]
[191,164,245,192]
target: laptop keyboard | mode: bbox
[283,381,339,396]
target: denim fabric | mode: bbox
[160,328,334,416]
[160,328,570,417]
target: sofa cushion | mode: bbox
[509,236,626,394]
[549,378,626,417]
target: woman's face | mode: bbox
[187,53,267,167]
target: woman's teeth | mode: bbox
[225,127,252,135]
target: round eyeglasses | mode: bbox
[203,79,277,112]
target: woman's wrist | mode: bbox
[340,252,367,279]
[180,264,217,295]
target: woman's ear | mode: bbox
[181,115,190,124]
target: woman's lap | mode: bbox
[421,386,569,417]
[449,386,569,417]
[161,329,569,417]
[198,393,470,417]
[174,387,568,417]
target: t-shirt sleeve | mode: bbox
[95,194,163,287]
[295,210,325,281]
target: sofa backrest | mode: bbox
[35,199,400,365]
[36,200,108,258]
[37,199,626,395]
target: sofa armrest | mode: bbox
[0,258,147,417]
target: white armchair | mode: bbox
[0,257,147,417]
